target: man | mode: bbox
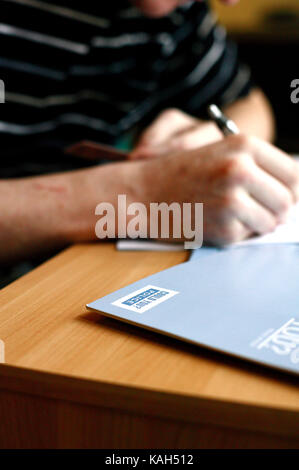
[0,0,298,270]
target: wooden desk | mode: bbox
[0,243,298,449]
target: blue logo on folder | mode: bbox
[122,288,160,306]
[112,285,179,313]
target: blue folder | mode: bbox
[87,245,299,376]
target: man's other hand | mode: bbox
[131,109,223,160]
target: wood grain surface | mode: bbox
[0,243,298,448]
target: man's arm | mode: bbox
[0,162,143,265]
[1,133,299,264]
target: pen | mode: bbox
[207,104,240,136]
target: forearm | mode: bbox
[0,174,70,264]
[223,88,276,142]
[0,162,142,265]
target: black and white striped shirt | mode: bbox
[0,0,253,176]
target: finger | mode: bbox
[136,109,196,149]
[250,137,299,201]
[231,189,278,235]
[243,161,294,218]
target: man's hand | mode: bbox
[138,134,299,245]
[131,109,223,160]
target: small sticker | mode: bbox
[112,284,179,314]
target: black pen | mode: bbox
[207,104,240,136]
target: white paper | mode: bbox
[116,240,185,252]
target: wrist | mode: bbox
[65,161,155,243]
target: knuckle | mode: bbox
[221,189,241,211]
[222,154,252,184]
[226,133,252,152]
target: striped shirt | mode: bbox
[0,0,253,177]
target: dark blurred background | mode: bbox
[212,0,299,153]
